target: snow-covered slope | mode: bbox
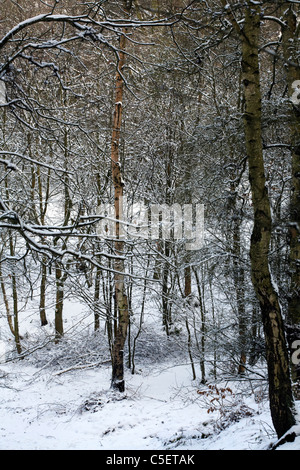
[0,356,299,450]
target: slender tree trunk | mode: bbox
[241,3,296,438]
[184,265,196,381]
[4,173,21,354]
[39,259,48,326]
[193,266,206,384]
[9,239,21,355]
[37,164,50,327]
[131,255,150,375]
[94,264,101,331]
[54,263,64,343]
[162,241,171,335]
[208,273,217,379]
[0,261,14,336]
[110,15,131,392]
[53,89,72,342]
[233,216,246,374]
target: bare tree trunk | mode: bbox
[0,260,14,336]
[94,264,101,331]
[110,16,131,392]
[53,89,72,342]
[37,164,50,327]
[208,272,217,379]
[162,241,171,335]
[54,263,65,343]
[184,265,196,381]
[4,173,21,354]
[39,259,48,326]
[131,255,150,375]
[10,239,21,355]
[241,3,296,438]
[193,266,206,384]
[232,216,246,375]
[28,132,49,327]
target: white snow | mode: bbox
[0,297,299,451]
[0,354,299,450]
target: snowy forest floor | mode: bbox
[0,343,300,450]
[0,299,299,451]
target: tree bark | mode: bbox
[241,3,296,438]
[10,239,21,355]
[110,19,130,392]
[184,265,196,381]
[39,259,48,326]
[54,263,65,343]
[193,266,206,384]
[0,260,14,336]
[233,214,246,375]
[94,264,101,331]
[162,241,171,335]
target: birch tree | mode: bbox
[109,2,131,392]
[240,1,296,438]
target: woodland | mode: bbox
[0,0,300,450]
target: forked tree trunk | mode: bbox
[241,3,296,438]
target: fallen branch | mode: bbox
[270,425,300,450]
[53,359,111,376]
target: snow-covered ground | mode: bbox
[0,297,299,451]
[0,355,299,450]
